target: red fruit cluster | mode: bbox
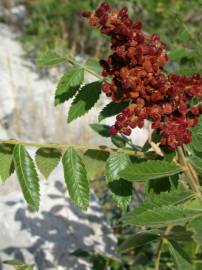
[82,3,202,150]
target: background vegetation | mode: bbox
[15,0,202,75]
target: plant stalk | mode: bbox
[66,55,104,80]
[177,146,202,203]
[0,139,144,157]
[154,237,164,270]
[154,226,172,270]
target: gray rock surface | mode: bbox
[0,162,116,270]
[0,4,27,26]
[0,22,111,145]
[0,22,148,146]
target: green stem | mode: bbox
[0,139,144,157]
[66,55,104,80]
[154,237,164,270]
[177,146,202,203]
[154,226,172,270]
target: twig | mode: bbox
[0,139,144,157]
[154,237,164,270]
[148,123,164,157]
[66,55,104,80]
[177,146,202,204]
[154,226,172,270]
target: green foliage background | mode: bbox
[17,0,202,75]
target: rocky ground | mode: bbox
[0,159,116,270]
[0,22,111,145]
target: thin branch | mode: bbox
[154,237,164,270]
[154,226,172,270]
[187,162,200,186]
[0,139,144,157]
[177,146,202,204]
[148,123,164,157]
[66,55,104,80]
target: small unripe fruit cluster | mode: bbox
[83,3,202,150]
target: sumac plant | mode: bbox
[1,3,202,270]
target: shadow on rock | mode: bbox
[0,180,116,270]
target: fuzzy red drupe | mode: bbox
[83,3,202,150]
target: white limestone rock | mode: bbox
[0,164,116,270]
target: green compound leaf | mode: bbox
[119,160,182,182]
[166,226,195,243]
[106,153,131,183]
[68,81,102,123]
[0,143,15,182]
[111,135,128,148]
[62,148,89,211]
[54,68,84,106]
[188,216,202,245]
[85,58,102,74]
[98,101,130,122]
[118,232,160,252]
[190,117,202,152]
[37,50,66,67]
[106,153,132,211]
[110,180,132,212]
[144,189,194,209]
[35,148,62,179]
[13,144,40,210]
[167,240,193,270]
[83,149,109,180]
[134,189,194,217]
[90,123,110,137]
[123,189,195,227]
[188,156,202,175]
[3,260,34,270]
[123,205,202,227]
[71,249,121,269]
[91,126,130,148]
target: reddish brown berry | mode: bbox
[122,128,132,136]
[119,7,128,17]
[102,69,108,77]
[116,113,125,122]
[82,11,91,18]
[109,126,118,135]
[83,3,202,149]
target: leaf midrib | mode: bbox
[17,145,36,207]
[122,166,182,179]
[65,150,88,207]
[57,69,83,95]
[125,208,202,227]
